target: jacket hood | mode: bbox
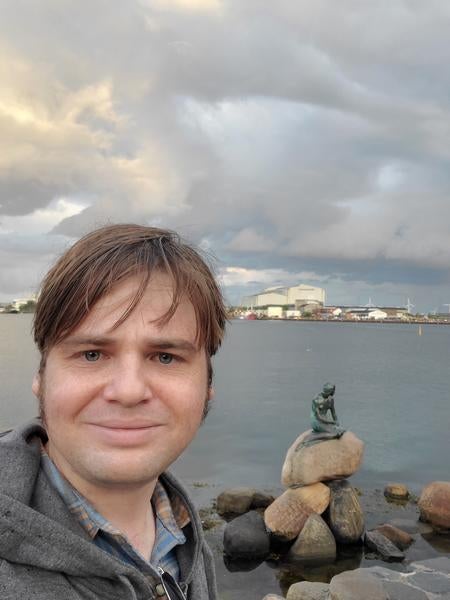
[0,420,205,592]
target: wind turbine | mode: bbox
[406,298,415,314]
[365,297,375,308]
[443,304,450,314]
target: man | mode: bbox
[0,224,227,600]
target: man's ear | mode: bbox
[208,386,215,402]
[32,373,41,398]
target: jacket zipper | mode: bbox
[157,566,187,600]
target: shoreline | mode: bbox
[189,482,450,600]
[233,317,450,325]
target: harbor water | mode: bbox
[1,315,449,597]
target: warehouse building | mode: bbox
[241,284,325,311]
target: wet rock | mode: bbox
[418,481,450,532]
[329,569,388,600]
[252,491,275,509]
[223,554,264,572]
[326,480,364,544]
[383,581,428,600]
[408,571,450,595]
[282,430,364,487]
[364,530,405,562]
[413,556,450,574]
[288,514,336,564]
[217,487,257,515]
[287,581,329,600]
[384,483,409,501]
[264,488,312,541]
[223,510,270,559]
[373,523,413,550]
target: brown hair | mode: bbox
[33,224,227,376]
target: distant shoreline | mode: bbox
[233,317,450,325]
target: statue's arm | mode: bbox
[316,407,336,424]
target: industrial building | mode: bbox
[241,284,325,312]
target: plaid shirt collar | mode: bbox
[39,444,190,578]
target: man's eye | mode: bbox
[158,353,173,365]
[84,350,101,362]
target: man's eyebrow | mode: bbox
[60,336,198,352]
[60,336,112,347]
[148,338,198,352]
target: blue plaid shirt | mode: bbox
[40,446,190,584]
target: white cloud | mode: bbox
[0,2,449,308]
[219,266,326,288]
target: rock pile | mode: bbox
[264,428,365,564]
[217,421,450,598]
[221,428,370,565]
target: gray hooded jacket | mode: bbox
[0,421,218,600]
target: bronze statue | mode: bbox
[298,383,346,448]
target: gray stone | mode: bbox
[288,513,336,564]
[287,581,330,600]
[327,480,365,544]
[262,595,285,600]
[383,581,428,600]
[412,556,450,574]
[329,569,388,599]
[408,571,450,595]
[365,530,405,562]
[223,510,270,559]
[362,566,405,582]
[217,487,257,515]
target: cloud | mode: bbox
[0,1,449,310]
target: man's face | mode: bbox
[32,272,211,492]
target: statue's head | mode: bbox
[322,382,335,396]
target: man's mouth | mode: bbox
[85,421,164,445]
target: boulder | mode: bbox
[383,582,428,600]
[364,531,405,562]
[252,491,276,509]
[384,483,409,501]
[223,511,270,559]
[264,488,312,540]
[373,524,413,550]
[282,430,364,487]
[418,481,450,532]
[326,480,364,544]
[287,581,330,600]
[262,596,285,600]
[217,487,257,515]
[288,513,336,563]
[329,569,388,600]
[293,482,331,514]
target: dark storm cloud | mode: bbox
[1,0,450,308]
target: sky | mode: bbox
[1,1,450,312]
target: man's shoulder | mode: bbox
[0,560,82,600]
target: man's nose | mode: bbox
[103,356,152,405]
